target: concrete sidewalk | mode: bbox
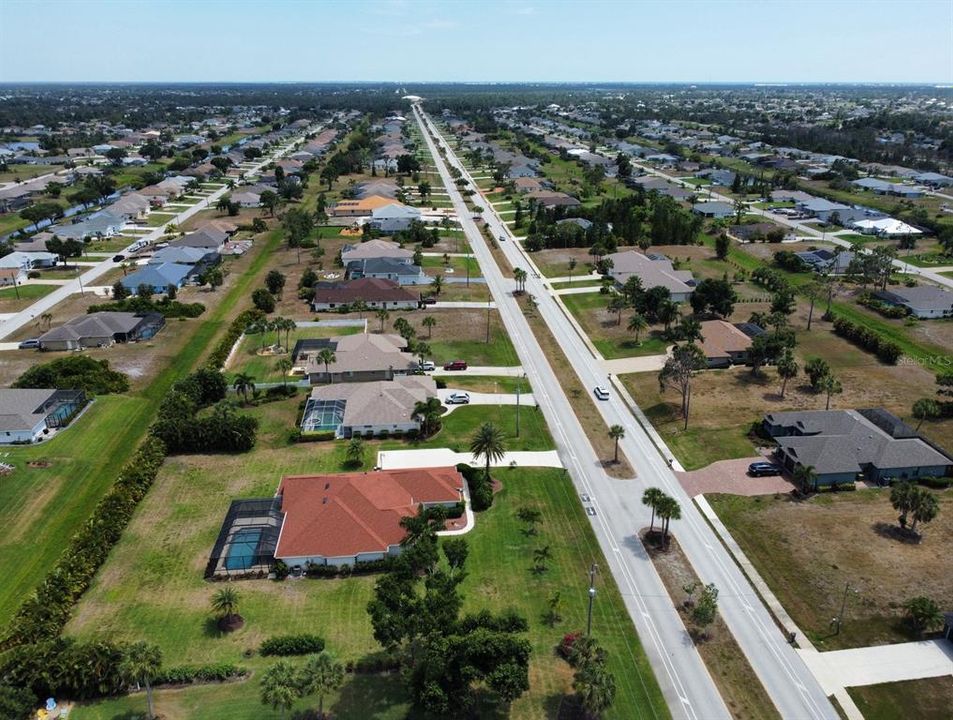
[432,301,497,309]
[602,352,670,374]
[377,448,563,470]
[798,639,953,693]
[554,285,603,295]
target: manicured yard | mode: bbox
[707,490,953,650]
[561,291,671,359]
[0,283,58,303]
[846,677,953,720]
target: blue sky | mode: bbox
[1,0,950,83]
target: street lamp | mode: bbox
[586,563,598,637]
[832,582,857,636]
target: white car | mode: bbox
[445,392,471,405]
[593,386,610,401]
[418,361,435,371]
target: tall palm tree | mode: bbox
[822,374,843,410]
[656,495,681,545]
[608,425,625,463]
[353,300,368,319]
[299,652,345,718]
[232,372,255,405]
[260,660,299,720]
[316,348,336,384]
[422,315,437,338]
[514,267,528,294]
[776,350,798,399]
[414,341,431,368]
[431,274,444,296]
[119,641,162,720]
[642,487,665,533]
[469,422,506,480]
[413,396,443,438]
[376,308,390,333]
[627,313,648,344]
[274,357,293,390]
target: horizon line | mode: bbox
[0,80,950,87]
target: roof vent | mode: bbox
[322,497,328,504]
[325,482,330,490]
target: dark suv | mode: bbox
[748,461,782,477]
[443,360,467,371]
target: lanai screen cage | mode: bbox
[206,498,283,578]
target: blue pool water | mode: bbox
[225,528,262,570]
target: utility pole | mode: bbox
[833,582,855,635]
[485,297,491,343]
[586,563,598,637]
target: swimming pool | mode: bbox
[225,528,262,571]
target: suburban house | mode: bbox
[37,311,165,351]
[691,201,734,219]
[795,248,856,274]
[108,194,151,221]
[513,177,544,194]
[230,191,261,207]
[873,286,953,319]
[0,251,59,270]
[273,467,465,569]
[330,195,399,218]
[604,250,696,302]
[727,223,790,243]
[149,245,220,268]
[913,172,953,188]
[51,211,124,240]
[300,375,437,437]
[0,267,27,287]
[764,408,953,487]
[345,258,429,286]
[524,190,582,209]
[851,178,924,198]
[698,320,761,368]
[295,333,417,384]
[170,226,228,252]
[121,262,194,293]
[696,168,736,186]
[311,278,419,312]
[0,388,89,444]
[367,203,422,233]
[340,238,413,266]
[849,217,922,237]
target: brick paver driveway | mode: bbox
[677,456,794,496]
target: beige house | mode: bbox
[297,333,417,384]
[605,250,696,302]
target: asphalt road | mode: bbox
[0,123,324,342]
[417,106,839,720]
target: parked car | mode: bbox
[593,386,610,401]
[18,339,39,349]
[748,461,782,477]
[112,254,125,262]
[445,392,470,405]
[443,360,468,371]
[420,296,437,306]
[418,361,435,371]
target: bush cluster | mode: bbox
[13,355,129,395]
[154,663,246,686]
[457,463,493,511]
[304,557,395,578]
[206,308,265,369]
[857,292,910,319]
[750,266,789,293]
[832,316,903,364]
[259,634,326,657]
[87,296,205,319]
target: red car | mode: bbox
[443,360,468,371]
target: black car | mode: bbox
[748,461,782,477]
[112,254,126,262]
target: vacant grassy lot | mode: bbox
[528,247,597,278]
[69,430,666,720]
[707,490,953,650]
[0,282,57,311]
[646,534,779,720]
[561,291,671,359]
[846,676,953,720]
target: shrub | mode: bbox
[13,355,129,395]
[206,308,265,369]
[87,296,205,318]
[831,316,903,364]
[259,634,326,657]
[457,463,493,511]
[153,663,246,686]
[918,475,953,489]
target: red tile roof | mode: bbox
[312,277,418,305]
[275,467,463,560]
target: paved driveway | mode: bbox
[798,639,953,693]
[676,456,793,496]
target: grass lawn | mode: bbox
[0,213,31,236]
[420,254,481,278]
[441,375,531,394]
[0,283,57,301]
[903,252,953,268]
[0,163,66,183]
[0,227,284,630]
[551,281,602,291]
[707,490,953,650]
[846,676,953,720]
[68,440,667,720]
[425,315,519,366]
[561,291,669,359]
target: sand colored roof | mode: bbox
[330,194,400,216]
[606,250,695,295]
[699,320,753,360]
[305,331,416,375]
[275,467,463,559]
[340,238,413,264]
[307,375,436,427]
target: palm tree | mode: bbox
[642,487,665,533]
[375,308,390,333]
[568,257,577,284]
[232,372,255,405]
[431,274,444,296]
[607,296,626,326]
[903,596,942,637]
[657,300,679,333]
[573,659,617,718]
[119,641,162,720]
[822,374,843,410]
[422,315,437,338]
[469,421,506,480]
[41,312,53,330]
[299,651,345,718]
[532,545,552,574]
[346,437,365,467]
[514,267,528,294]
[413,396,443,438]
[912,398,940,431]
[353,300,368,319]
[316,348,336,384]
[608,424,625,463]
[627,313,648,344]
[211,586,242,630]
[656,495,681,545]
[275,357,293,390]
[776,350,798,399]
[260,660,299,720]
[793,464,819,494]
[910,489,939,534]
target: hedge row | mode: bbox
[750,266,790,293]
[858,293,909,319]
[3,437,167,647]
[305,557,395,578]
[832,316,903,364]
[259,634,326,657]
[154,663,246,687]
[206,307,265,369]
[87,298,205,319]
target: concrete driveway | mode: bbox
[437,388,536,414]
[676,456,793,496]
[431,365,524,377]
[799,639,953,693]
